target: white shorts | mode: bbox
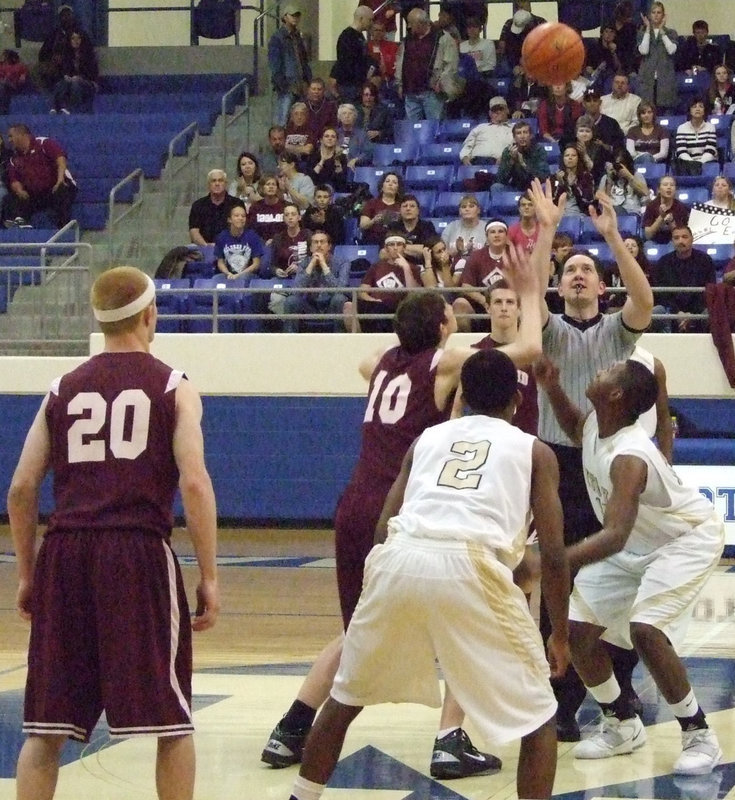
[569,519,724,650]
[331,534,557,747]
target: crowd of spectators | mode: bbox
[172,0,735,334]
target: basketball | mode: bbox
[521,22,585,86]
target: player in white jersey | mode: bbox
[288,349,570,800]
[535,356,724,776]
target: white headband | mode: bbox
[93,275,155,323]
[384,235,407,245]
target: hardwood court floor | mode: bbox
[0,528,734,800]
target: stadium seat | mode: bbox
[451,164,496,191]
[701,244,733,271]
[579,214,638,242]
[190,277,249,333]
[404,165,454,191]
[488,190,523,216]
[540,141,560,163]
[419,142,463,165]
[393,119,440,146]
[353,166,404,197]
[439,119,476,142]
[371,143,418,167]
[675,161,719,188]
[409,190,437,215]
[154,278,191,333]
[634,163,666,186]
[675,188,709,205]
[425,218,452,236]
[644,243,674,262]
[556,217,580,242]
[578,242,613,264]
[333,245,379,278]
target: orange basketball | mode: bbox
[521,22,586,86]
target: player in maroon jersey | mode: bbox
[8,266,219,800]
[263,220,550,779]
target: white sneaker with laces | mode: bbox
[673,728,722,776]
[573,714,646,759]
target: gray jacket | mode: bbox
[395,29,462,99]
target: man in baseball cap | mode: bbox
[460,96,514,165]
[268,2,311,125]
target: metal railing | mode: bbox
[152,283,718,333]
[108,169,145,263]
[165,122,200,218]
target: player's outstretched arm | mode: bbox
[374,442,415,545]
[7,395,51,621]
[653,357,674,462]
[497,242,542,368]
[530,440,570,679]
[566,455,646,572]
[527,178,566,326]
[534,356,585,445]
[588,191,653,331]
[173,378,220,632]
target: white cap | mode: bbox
[511,9,532,34]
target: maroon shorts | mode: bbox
[334,479,392,629]
[23,531,193,741]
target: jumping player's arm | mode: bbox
[527,178,566,326]
[358,345,392,382]
[534,356,586,445]
[588,191,653,331]
[653,356,674,462]
[7,395,51,620]
[374,441,416,545]
[530,439,570,679]
[567,455,647,572]
[173,378,220,632]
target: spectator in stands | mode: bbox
[247,174,286,245]
[336,103,373,169]
[284,102,316,163]
[707,66,734,115]
[330,5,376,104]
[722,240,735,284]
[385,194,436,264]
[601,74,642,135]
[302,183,346,245]
[52,29,97,113]
[493,120,550,194]
[264,202,311,280]
[228,151,262,211]
[508,194,539,253]
[637,2,678,114]
[546,231,572,314]
[459,96,514,165]
[453,217,509,331]
[599,147,649,216]
[537,83,583,144]
[356,82,393,144]
[359,170,403,245]
[581,87,626,156]
[214,203,265,281]
[367,19,399,82]
[673,98,718,172]
[458,16,496,114]
[497,2,545,76]
[362,0,398,41]
[276,151,314,212]
[552,144,596,217]
[608,1,638,75]
[305,127,348,192]
[282,230,350,333]
[705,176,735,211]
[652,224,716,332]
[344,232,420,332]
[260,125,286,175]
[421,236,460,292]
[603,235,655,312]
[394,7,460,122]
[440,194,486,259]
[626,100,670,163]
[34,4,78,92]
[677,20,721,76]
[643,175,690,243]
[506,66,545,118]
[304,77,339,141]
[585,24,623,87]
[0,50,28,115]
[187,168,239,246]
[3,123,76,228]
[267,4,311,126]
[573,115,607,185]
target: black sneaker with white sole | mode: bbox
[260,720,311,768]
[430,728,502,780]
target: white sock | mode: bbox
[587,674,622,705]
[290,775,325,800]
[670,689,699,719]
[436,726,460,740]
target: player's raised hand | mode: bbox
[533,355,560,390]
[528,178,566,229]
[502,242,538,297]
[588,190,618,239]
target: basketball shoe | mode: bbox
[573,714,646,759]
[673,728,722,776]
[430,728,502,779]
[261,719,311,768]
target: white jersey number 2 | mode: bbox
[437,440,491,490]
[67,390,151,463]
